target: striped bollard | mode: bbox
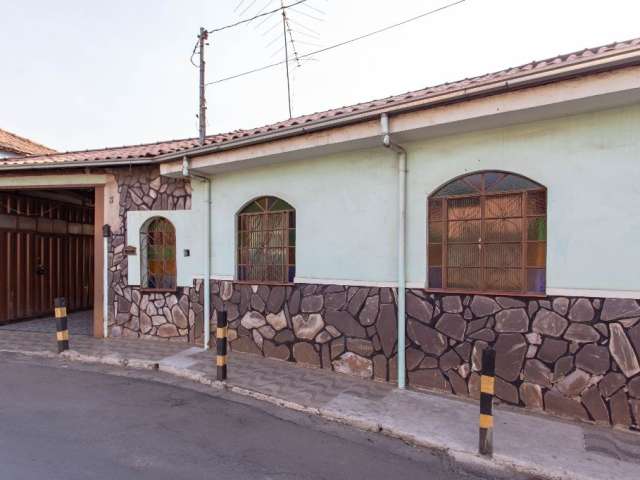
[216,310,228,381]
[479,348,496,456]
[54,297,70,353]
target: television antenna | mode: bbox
[190,0,326,139]
[235,0,326,117]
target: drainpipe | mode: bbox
[182,156,212,350]
[102,224,111,338]
[381,113,407,390]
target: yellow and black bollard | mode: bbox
[479,347,496,456]
[216,310,228,381]
[54,297,70,353]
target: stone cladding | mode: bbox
[101,165,640,428]
[213,280,640,429]
[106,166,203,342]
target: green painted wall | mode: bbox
[130,103,640,293]
[205,149,399,283]
[405,104,640,292]
[127,209,205,287]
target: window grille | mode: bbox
[237,196,295,283]
[140,217,177,290]
[428,172,546,294]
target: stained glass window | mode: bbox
[428,172,546,294]
[140,217,177,290]
[237,196,295,283]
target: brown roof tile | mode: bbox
[0,128,56,156]
[2,36,640,169]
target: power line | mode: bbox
[206,0,467,85]
[190,0,309,67]
[252,0,279,18]
[189,40,200,68]
[209,0,309,34]
[235,0,324,118]
[256,10,280,29]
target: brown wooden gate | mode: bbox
[0,192,94,324]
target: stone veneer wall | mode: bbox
[213,280,640,429]
[107,166,204,342]
[102,166,640,428]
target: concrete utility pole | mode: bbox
[198,27,208,145]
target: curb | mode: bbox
[6,348,578,480]
[316,406,570,480]
[0,348,58,359]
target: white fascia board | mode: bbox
[160,65,640,177]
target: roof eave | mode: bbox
[153,44,640,164]
[3,41,640,173]
[0,156,155,172]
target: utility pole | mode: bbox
[198,27,208,145]
[281,3,292,118]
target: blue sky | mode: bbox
[2,0,639,151]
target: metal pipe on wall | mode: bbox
[182,156,212,349]
[203,178,212,349]
[380,113,407,389]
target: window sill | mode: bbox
[421,287,547,298]
[233,280,295,287]
[139,288,178,294]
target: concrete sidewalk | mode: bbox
[1,330,638,480]
[0,310,93,336]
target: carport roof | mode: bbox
[0,128,56,156]
[2,36,640,171]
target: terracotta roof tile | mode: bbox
[0,128,56,156]
[3,36,640,169]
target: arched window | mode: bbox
[237,196,295,283]
[428,171,546,294]
[140,217,177,290]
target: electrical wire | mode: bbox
[209,0,309,34]
[191,0,309,67]
[250,0,279,21]
[190,40,200,67]
[206,0,467,85]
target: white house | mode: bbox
[2,37,640,428]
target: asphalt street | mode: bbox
[0,352,498,480]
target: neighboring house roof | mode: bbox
[2,36,640,170]
[0,128,56,156]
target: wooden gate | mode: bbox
[0,192,94,324]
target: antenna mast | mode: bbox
[281,3,292,118]
[234,0,325,118]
